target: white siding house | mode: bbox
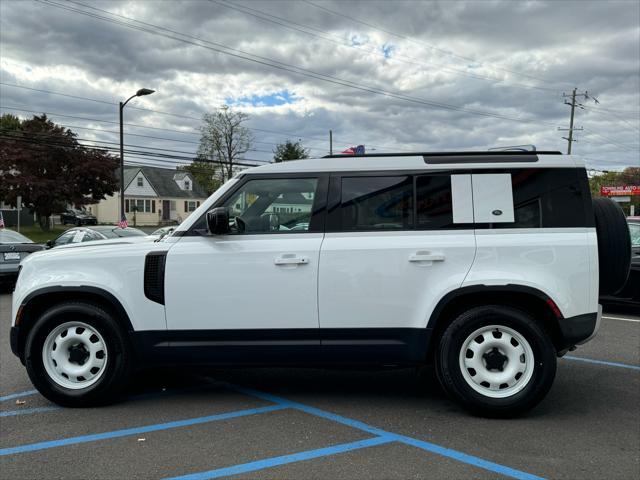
[89,167,208,226]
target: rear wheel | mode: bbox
[436,305,556,417]
[25,302,132,407]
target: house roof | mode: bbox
[124,166,207,199]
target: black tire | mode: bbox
[593,198,631,295]
[24,301,132,407]
[436,305,556,418]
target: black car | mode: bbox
[46,225,147,248]
[600,217,640,308]
[0,229,44,289]
[60,208,97,226]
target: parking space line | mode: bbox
[0,390,38,402]
[0,404,287,456]
[0,406,61,417]
[564,356,640,371]
[602,315,640,323]
[165,436,394,480]
[225,383,546,480]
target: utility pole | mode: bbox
[559,88,588,154]
[329,130,333,155]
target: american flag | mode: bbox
[117,214,128,229]
[0,211,5,229]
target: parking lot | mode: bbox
[0,293,638,480]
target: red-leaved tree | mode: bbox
[0,114,119,230]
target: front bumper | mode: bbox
[557,307,601,350]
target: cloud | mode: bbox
[0,0,637,171]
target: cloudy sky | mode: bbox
[1,0,639,172]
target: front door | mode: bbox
[162,200,170,221]
[164,175,327,362]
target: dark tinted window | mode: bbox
[416,175,454,229]
[496,168,586,228]
[340,176,413,230]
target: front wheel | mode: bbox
[25,302,132,407]
[436,305,556,417]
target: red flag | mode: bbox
[341,147,356,155]
[0,211,5,229]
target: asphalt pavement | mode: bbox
[1,293,638,480]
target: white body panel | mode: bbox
[463,228,595,318]
[12,242,169,331]
[164,234,323,330]
[318,231,476,329]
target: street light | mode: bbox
[119,88,155,222]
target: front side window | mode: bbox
[340,176,413,231]
[223,178,318,233]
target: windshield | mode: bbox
[629,223,640,246]
[0,230,33,244]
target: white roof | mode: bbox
[243,154,582,175]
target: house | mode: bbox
[88,166,208,226]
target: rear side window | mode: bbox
[416,175,454,229]
[340,176,413,230]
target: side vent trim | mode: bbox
[144,251,167,305]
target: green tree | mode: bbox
[0,113,22,131]
[273,139,309,162]
[179,160,221,196]
[589,167,640,215]
[197,106,253,182]
[0,115,119,230]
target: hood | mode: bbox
[53,236,155,250]
[24,235,169,263]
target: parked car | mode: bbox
[60,209,97,226]
[9,151,631,417]
[599,217,639,308]
[0,229,44,289]
[46,226,148,248]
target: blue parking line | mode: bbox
[0,390,38,402]
[564,355,640,371]
[0,406,61,417]
[0,404,287,456]
[165,436,394,480]
[225,383,545,480]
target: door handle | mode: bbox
[409,251,445,263]
[274,254,309,266]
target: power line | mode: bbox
[212,0,559,93]
[37,0,558,129]
[302,0,575,88]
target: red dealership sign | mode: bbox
[600,185,640,197]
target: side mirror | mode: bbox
[206,207,230,235]
[45,239,54,249]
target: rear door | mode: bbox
[318,172,476,362]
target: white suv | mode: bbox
[10,151,631,417]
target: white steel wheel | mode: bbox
[458,325,535,399]
[42,321,108,390]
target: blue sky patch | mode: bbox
[225,90,298,107]
[381,43,395,59]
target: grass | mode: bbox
[14,225,67,244]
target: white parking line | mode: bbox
[602,315,640,323]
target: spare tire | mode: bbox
[592,198,631,295]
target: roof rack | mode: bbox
[322,150,564,164]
